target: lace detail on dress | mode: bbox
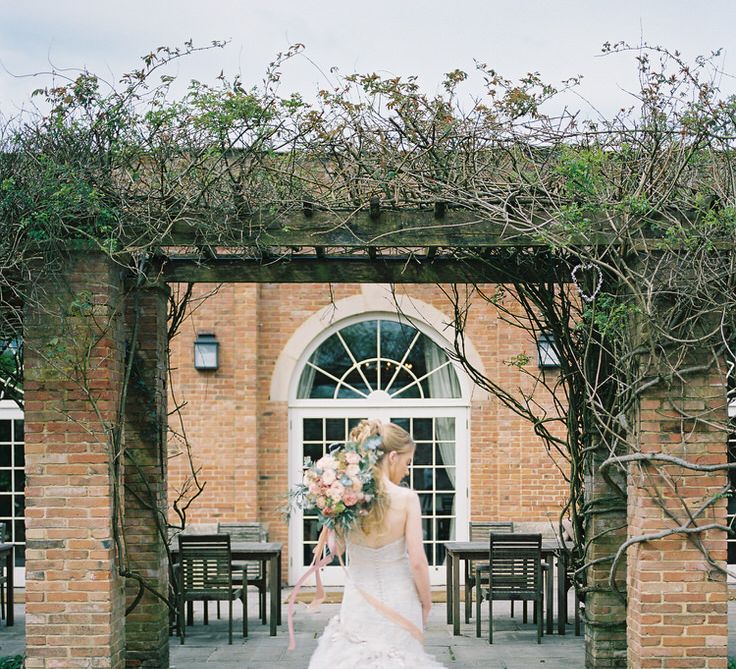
[308,537,447,669]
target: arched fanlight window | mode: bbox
[296,319,461,400]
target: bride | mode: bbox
[307,419,447,668]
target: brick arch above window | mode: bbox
[269,288,487,402]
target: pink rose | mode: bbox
[328,481,345,501]
[351,478,363,492]
[345,452,361,464]
[321,468,336,485]
[316,496,327,509]
[346,464,360,476]
[343,491,359,506]
[308,483,320,495]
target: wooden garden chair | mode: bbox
[476,533,544,644]
[176,534,246,644]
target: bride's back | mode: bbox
[349,480,413,549]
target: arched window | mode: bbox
[289,316,468,586]
[296,319,461,400]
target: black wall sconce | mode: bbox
[537,332,560,369]
[194,333,219,371]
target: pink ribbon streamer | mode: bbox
[287,526,334,650]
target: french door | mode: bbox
[289,406,468,585]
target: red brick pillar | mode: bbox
[24,252,126,669]
[628,369,729,669]
[123,285,170,668]
[585,450,628,668]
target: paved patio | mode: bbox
[2,593,736,667]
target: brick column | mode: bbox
[24,252,126,669]
[628,369,728,669]
[123,285,170,668]
[585,449,628,669]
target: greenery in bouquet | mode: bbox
[290,435,383,532]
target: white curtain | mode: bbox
[296,360,317,398]
[424,341,460,547]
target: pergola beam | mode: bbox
[161,254,564,284]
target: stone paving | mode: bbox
[1,596,735,667]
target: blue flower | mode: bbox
[364,435,382,451]
[340,474,352,487]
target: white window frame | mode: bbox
[0,400,25,587]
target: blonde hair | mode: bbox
[349,418,415,536]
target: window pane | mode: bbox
[14,495,23,515]
[390,417,410,432]
[13,470,24,492]
[14,517,24,542]
[0,445,10,468]
[436,493,455,515]
[413,442,432,466]
[309,370,338,398]
[341,368,371,396]
[436,417,455,441]
[340,321,377,362]
[13,420,23,442]
[412,418,432,442]
[380,320,417,363]
[413,468,433,491]
[325,418,346,442]
[303,418,323,441]
[13,444,24,467]
[14,545,24,568]
[303,443,323,463]
[0,496,10,516]
[435,467,455,491]
[0,471,10,492]
[436,517,453,542]
[435,542,447,566]
[336,385,365,399]
[0,422,9,443]
[418,493,433,515]
[311,333,352,375]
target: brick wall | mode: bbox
[123,286,170,668]
[167,282,570,572]
[24,252,126,668]
[627,369,729,669]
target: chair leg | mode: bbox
[536,597,542,644]
[204,601,209,625]
[465,579,472,624]
[179,598,186,645]
[228,599,233,645]
[575,595,582,636]
[510,600,514,618]
[187,601,193,626]
[0,581,5,621]
[475,587,482,637]
[243,588,248,638]
[488,597,493,644]
[217,600,221,619]
[523,601,528,623]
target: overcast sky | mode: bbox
[0,1,735,117]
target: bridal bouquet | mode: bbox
[291,434,382,532]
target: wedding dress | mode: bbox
[308,536,447,668]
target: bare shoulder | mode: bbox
[386,482,418,508]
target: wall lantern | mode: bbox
[537,332,560,369]
[194,333,219,371]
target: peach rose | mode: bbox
[321,468,336,485]
[345,452,361,464]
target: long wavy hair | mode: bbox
[349,418,415,536]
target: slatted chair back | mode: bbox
[177,533,245,644]
[217,522,268,580]
[178,534,233,598]
[468,521,513,572]
[488,533,542,599]
[478,532,543,643]
[470,521,513,542]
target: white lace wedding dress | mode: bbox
[308,536,447,668]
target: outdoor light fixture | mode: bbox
[194,333,219,371]
[537,332,560,369]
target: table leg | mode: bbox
[452,554,460,636]
[545,556,553,635]
[5,547,12,627]
[446,552,453,625]
[557,552,567,635]
[277,554,282,625]
[269,555,278,636]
